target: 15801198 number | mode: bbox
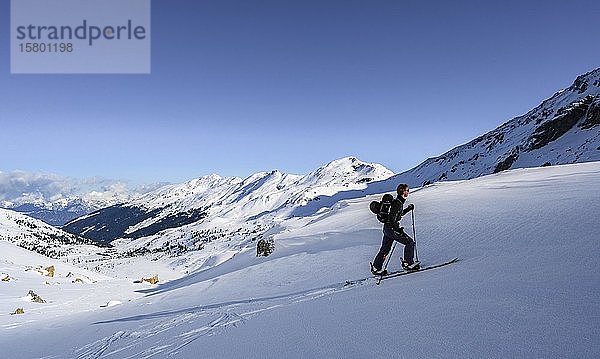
[19,43,73,53]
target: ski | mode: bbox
[375,257,459,285]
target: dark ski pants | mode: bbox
[372,225,415,270]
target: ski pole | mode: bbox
[383,241,397,273]
[411,209,418,262]
[377,241,397,285]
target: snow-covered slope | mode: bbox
[387,67,600,188]
[0,208,95,258]
[0,240,148,326]
[63,157,393,244]
[2,162,598,358]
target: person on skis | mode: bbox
[370,183,418,275]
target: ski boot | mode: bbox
[370,262,388,276]
[401,259,421,271]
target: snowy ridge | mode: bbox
[129,156,391,216]
[387,67,600,188]
[63,157,393,246]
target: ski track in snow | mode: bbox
[60,260,457,359]
[71,281,366,358]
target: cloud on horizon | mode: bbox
[0,170,164,207]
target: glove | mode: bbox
[406,204,414,211]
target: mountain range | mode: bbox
[0,173,164,226]
[63,157,393,245]
[1,68,598,270]
[62,68,600,249]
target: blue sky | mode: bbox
[1,0,599,184]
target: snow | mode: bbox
[378,68,600,189]
[0,241,139,324]
[76,156,392,235]
[1,162,599,358]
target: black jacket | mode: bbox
[384,196,411,232]
[383,197,404,231]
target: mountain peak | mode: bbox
[185,174,228,188]
[307,156,394,182]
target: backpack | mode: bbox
[370,194,402,224]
